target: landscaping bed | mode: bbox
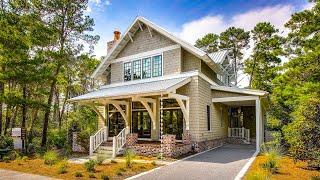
[0,157,159,179]
[245,155,320,180]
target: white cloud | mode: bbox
[179,5,294,45]
[105,0,111,6]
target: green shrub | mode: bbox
[74,171,83,177]
[43,150,59,166]
[125,149,136,168]
[246,171,270,180]
[101,174,109,180]
[96,154,106,165]
[0,135,13,149]
[3,156,10,163]
[84,159,97,172]
[17,156,28,165]
[89,173,96,178]
[9,150,20,160]
[261,145,281,174]
[77,130,91,152]
[156,153,162,160]
[151,161,156,166]
[57,159,68,174]
[47,129,67,149]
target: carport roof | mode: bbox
[211,85,268,96]
[69,77,191,102]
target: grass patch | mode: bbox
[245,155,320,180]
[0,157,159,179]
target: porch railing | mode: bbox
[228,127,250,142]
[89,126,108,155]
[112,128,127,158]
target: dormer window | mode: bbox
[123,54,162,81]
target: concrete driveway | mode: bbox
[131,144,256,180]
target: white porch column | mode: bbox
[255,98,262,150]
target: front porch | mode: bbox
[69,77,193,158]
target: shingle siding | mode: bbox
[110,62,123,83]
[116,29,175,58]
[163,47,181,75]
[181,49,201,72]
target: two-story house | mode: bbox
[69,16,268,158]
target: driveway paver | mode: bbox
[131,144,256,180]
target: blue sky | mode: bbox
[86,0,312,87]
[87,0,311,58]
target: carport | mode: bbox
[211,86,268,150]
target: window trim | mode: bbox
[122,53,163,82]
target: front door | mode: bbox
[163,109,183,140]
[132,111,151,138]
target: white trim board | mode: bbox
[114,44,180,63]
[212,96,259,103]
[211,85,268,96]
[234,150,259,180]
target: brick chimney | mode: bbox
[107,29,121,54]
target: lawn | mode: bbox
[245,155,320,180]
[0,157,158,179]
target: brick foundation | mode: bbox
[193,138,226,152]
[182,131,191,145]
[126,133,138,146]
[72,132,85,152]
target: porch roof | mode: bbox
[69,77,191,102]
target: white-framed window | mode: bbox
[123,54,162,81]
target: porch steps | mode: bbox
[92,141,114,158]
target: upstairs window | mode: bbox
[152,55,162,77]
[142,57,151,79]
[132,60,141,80]
[124,62,132,81]
[123,54,162,81]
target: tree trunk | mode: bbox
[58,86,69,128]
[41,64,61,147]
[4,105,12,135]
[249,57,257,88]
[11,106,18,129]
[28,108,38,144]
[22,84,27,152]
[0,81,3,135]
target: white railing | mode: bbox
[112,128,127,158]
[228,127,250,142]
[89,126,108,155]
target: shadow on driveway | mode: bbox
[132,144,256,180]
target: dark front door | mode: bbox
[108,112,125,137]
[163,109,183,140]
[132,111,151,138]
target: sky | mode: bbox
[86,0,313,87]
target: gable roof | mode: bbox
[91,16,223,79]
[208,49,230,64]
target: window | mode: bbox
[123,54,162,81]
[207,105,211,131]
[142,58,151,79]
[133,60,141,80]
[152,55,162,77]
[124,62,132,81]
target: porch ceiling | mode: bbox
[219,100,255,106]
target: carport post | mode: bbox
[255,98,261,151]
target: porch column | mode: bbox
[255,98,262,151]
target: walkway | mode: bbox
[131,144,256,180]
[0,169,56,180]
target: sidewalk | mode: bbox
[0,169,57,180]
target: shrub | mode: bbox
[9,150,20,160]
[89,173,96,178]
[0,135,13,149]
[125,149,136,168]
[156,153,162,160]
[77,130,91,152]
[246,170,270,180]
[101,174,109,180]
[261,147,281,174]
[47,129,67,149]
[74,171,83,177]
[3,156,10,163]
[151,161,156,166]
[43,150,59,166]
[57,159,68,174]
[84,159,97,172]
[96,154,106,165]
